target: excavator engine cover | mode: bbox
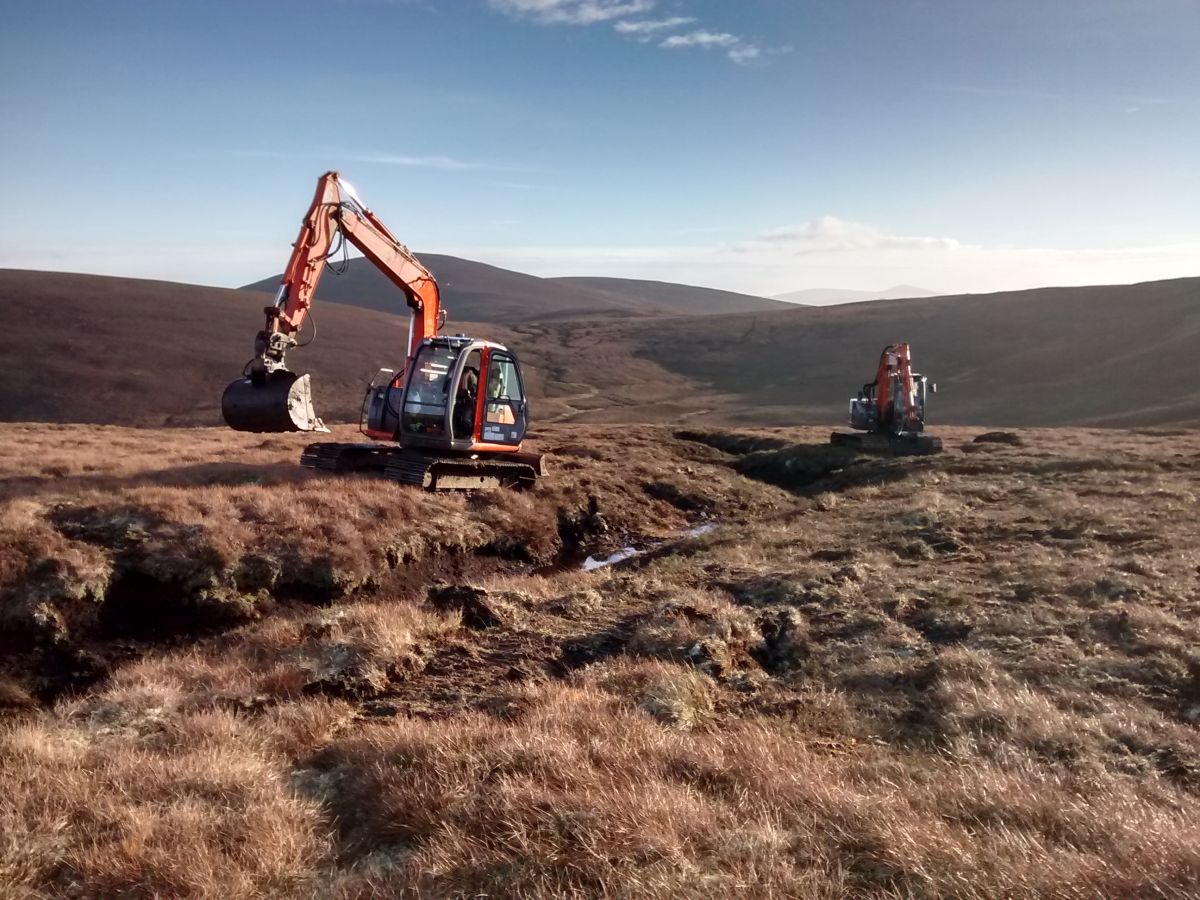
[222,371,327,433]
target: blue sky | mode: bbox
[1,0,1197,297]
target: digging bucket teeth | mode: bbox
[221,371,328,433]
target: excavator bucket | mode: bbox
[221,371,328,433]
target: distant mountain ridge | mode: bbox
[242,254,636,324]
[4,268,1199,430]
[242,255,787,322]
[774,285,939,305]
[550,276,789,315]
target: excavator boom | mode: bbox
[222,171,441,433]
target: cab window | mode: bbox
[485,355,523,425]
[401,345,455,435]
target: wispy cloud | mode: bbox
[488,0,773,65]
[346,153,515,171]
[660,30,738,49]
[224,148,524,172]
[728,44,762,64]
[488,0,654,25]
[614,16,694,35]
[656,28,765,65]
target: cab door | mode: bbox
[399,343,455,443]
[478,351,528,446]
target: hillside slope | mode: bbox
[2,269,1198,428]
[242,254,662,323]
[0,269,688,427]
[0,270,470,427]
[774,285,938,305]
[638,277,1200,426]
[550,276,788,314]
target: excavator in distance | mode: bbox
[830,343,942,455]
[221,171,544,490]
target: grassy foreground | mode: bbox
[1,422,1199,898]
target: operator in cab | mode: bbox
[454,364,479,438]
[487,368,516,426]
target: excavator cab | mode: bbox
[361,336,528,451]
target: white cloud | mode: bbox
[489,0,654,25]
[490,0,776,66]
[657,29,766,65]
[443,217,1200,299]
[660,30,738,48]
[614,16,694,34]
[735,217,963,254]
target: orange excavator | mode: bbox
[221,171,543,489]
[830,343,942,455]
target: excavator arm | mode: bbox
[254,171,441,375]
[874,343,920,432]
[223,171,442,432]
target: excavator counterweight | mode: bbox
[221,172,541,489]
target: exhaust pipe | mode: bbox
[222,370,328,433]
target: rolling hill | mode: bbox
[242,255,787,322]
[0,268,691,428]
[773,285,939,305]
[628,277,1200,427]
[0,270,425,427]
[550,276,790,315]
[2,268,1198,429]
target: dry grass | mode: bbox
[0,707,331,897]
[304,675,1200,898]
[3,422,1200,896]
